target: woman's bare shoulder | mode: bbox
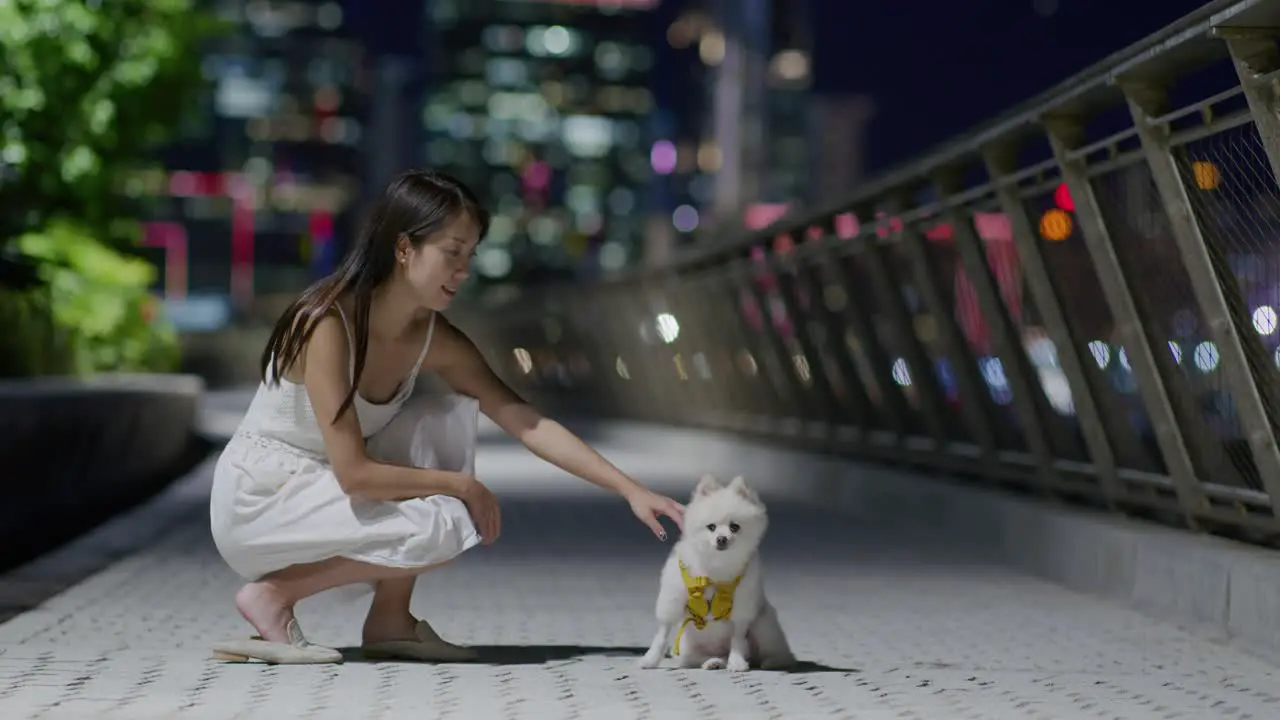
[279,306,348,382]
[425,313,481,366]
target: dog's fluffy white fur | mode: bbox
[638,474,795,671]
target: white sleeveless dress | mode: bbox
[209,308,482,582]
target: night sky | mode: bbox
[806,0,1217,171]
[357,0,1219,174]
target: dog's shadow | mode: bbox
[337,645,856,673]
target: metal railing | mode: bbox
[466,0,1280,542]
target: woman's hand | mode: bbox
[458,476,502,545]
[626,489,686,541]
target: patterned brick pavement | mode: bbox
[2,420,1278,719]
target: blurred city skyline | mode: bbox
[136,0,1215,329]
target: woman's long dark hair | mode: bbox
[260,169,489,424]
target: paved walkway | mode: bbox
[2,410,1279,719]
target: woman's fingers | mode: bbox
[663,498,686,530]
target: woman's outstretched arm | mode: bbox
[433,318,684,536]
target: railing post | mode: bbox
[770,236,872,443]
[730,259,816,438]
[1044,116,1206,522]
[883,195,1002,470]
[738,251,840,442]
[933,169,1061,494]
[639,277,696,425]
[981,143,1125,507]
[601,284,646,419]
[791,237,879,444]
[1121,78,1280,513]
[820,236,915,443]
[685,269,761,431]
[656,270,717,428]
[1224,31,1280,182]
[851,202,956,453]
[701,266,785,431]
[618,282,674,423]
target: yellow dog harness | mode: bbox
[672,561,742,656]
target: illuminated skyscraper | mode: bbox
[651,0,813,253]
[809,93,876,209]
[141,0,368,325]
[424,0,660,286]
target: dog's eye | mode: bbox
[729,522,740,533]
[706,523,716,531]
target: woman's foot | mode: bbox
[235,581,295,643]
[362,611,420,645]
[361,614,478,662]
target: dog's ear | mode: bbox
[693,474,722,498]
[728,475,761,505]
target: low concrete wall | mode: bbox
[782,451,1280,665]
[0,373,210,572]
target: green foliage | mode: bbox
[0,0,226,247]
[3,221,179,376]
[0,283,71,377]
[0,0,223,377]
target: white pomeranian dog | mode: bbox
[638,474,795,671]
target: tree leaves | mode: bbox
[0,0,226,247]
[0,0,222,375]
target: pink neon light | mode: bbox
[522,161,551,191]
[650,140,676,175]
[309,211,333,242]
[231,197,255,308]
[1053,182,1074,212]
[834,213,858,239]
[153,169,260,306]
[140,222,189,300]
[308,211,333,270]
[158,169,356,308]
[168,170,224,197]
[919,212,1013,244]
[744,203,789,231]
[830,211,1013,245]
[873,212,904,238]
[974,211,1012,242]
[168,171,197,197]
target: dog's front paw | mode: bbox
[638,652,663,670]
[700,657,726,670]
[726,655,750,672]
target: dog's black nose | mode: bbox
[715,536,729,549]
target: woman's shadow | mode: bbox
[338,644,856,672]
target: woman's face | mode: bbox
[396,213,481,310]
